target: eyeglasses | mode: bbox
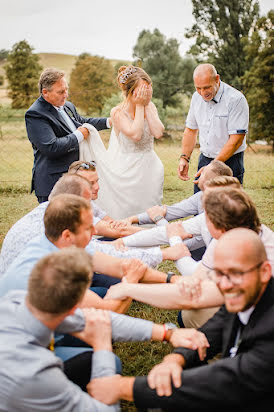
[207,261,265,285]
[74,161,96,172]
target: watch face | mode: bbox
[165,322,177,330]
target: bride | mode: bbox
[83,65,164,220]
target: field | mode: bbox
[0,54,273,409]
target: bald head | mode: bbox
[215,228,267,265]
[193,64,217,81]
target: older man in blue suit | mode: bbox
[25,68,111,203]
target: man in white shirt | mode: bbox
[178,63,249,193]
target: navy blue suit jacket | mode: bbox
[25,96,108,197]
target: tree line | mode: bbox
[1,0,273,146]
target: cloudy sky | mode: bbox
[0,0,272,60]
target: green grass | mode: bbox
[0,113,273,411]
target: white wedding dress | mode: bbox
[81,118,164,220]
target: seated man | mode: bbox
[90,229,274,411]
[126,159,232,227]
[0,246,208,411]
[105,186,274,330]
[115,176,241,276]
[68,160,146,239]
[0,173,187,278]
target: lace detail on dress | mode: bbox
[118,117,154,153]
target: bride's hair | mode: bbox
[117,65,151,97]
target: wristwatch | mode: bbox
[153,215,164,223]
[163,322,177,342]
[166,271,176,283]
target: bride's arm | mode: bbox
[111,105,145,141]
[145,102,165,139]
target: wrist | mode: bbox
[162,322,177,342]
[179,153,191,163]
[153,215,164,223]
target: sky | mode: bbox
[0,0,272,61]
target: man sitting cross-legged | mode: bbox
[0,173,189,283]
[68,160,146,239]
[90,229,274,411]
[0,246,209,412]
[105,186,274,331]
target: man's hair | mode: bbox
[39,68,65,94]
[205,175,241,189]
[48,173,91,201]
[193,63,218,80]
[209,160,233,178]
[28,246,93,314]
[44,194,91,241]
[68,160,96,174]
[203,187,261,233]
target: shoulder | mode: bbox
[65,101,77,112]
[110,105,122,118]
[223,82,248,106]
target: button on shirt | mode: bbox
[186,81,249,158]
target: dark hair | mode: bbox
[44,194,91,241]
[28,246,93,314]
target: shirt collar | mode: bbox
[238,306,255,325]
[53,105,64,111]
[212,81,224,104]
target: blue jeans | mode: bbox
[194,151,245,193]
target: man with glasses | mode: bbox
[25,68,111,203]
[89,228,274,411]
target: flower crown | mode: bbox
[119,66,137,84]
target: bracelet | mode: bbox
[162,323,167,341]
[166,271,176,283]
[179,154,190,163]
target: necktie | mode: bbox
[229,316,245,358]
[47,334,55,351]
[58,107,76,132]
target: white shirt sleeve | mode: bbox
[123,225,168,247]
[227,95,249,135]
[185,93,199,130]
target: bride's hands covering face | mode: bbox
[132,82,152,106]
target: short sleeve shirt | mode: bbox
[186,81,249,158]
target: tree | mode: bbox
[5,40,42,109]
[186,0,260,86]
[69,54,117,114]
[133,29,196,108]
[241,10,274,149]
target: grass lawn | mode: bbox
[0,126,273,411]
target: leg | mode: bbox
[225,151,245,184]
[194,153,213,194]
[92,272,121,289]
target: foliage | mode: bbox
[0,74,4,86]
[4,40,42,109]
[186,0,260,86]
[69,54,117,114]
[101,93,122,117]
[0,49,9,61]
[133,28,196,107]
[241,10,274,148]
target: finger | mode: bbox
[193,179,199,185]
[171,367,182,388]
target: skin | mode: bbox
[89,229,272,404]
[111,79,164,141]
[178,67,245,181]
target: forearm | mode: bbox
[215,134,245,162]
[79,289,132,314]
[127,105,145,141]
[144,104,164,139]
[123,226,168,247]
[141,267,168,283]
[93,252,124,278]
[116,283,190,309]
[181,128,198,157]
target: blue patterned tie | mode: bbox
[58,107,76,131]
